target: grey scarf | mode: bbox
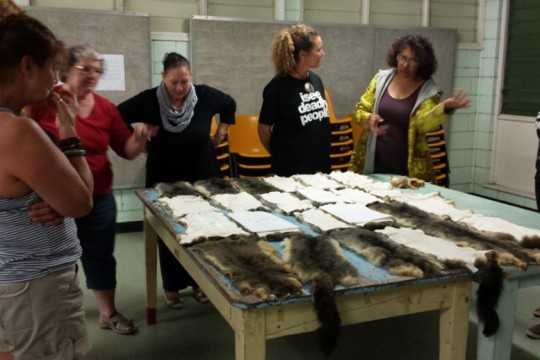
[156,82,198,133]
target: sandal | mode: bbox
[192,289,209,304]
[98,312,136,335]
[164,293,183,309]
[534,308,540,318]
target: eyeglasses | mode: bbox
[396,54,419,66]
[74,65,104,76]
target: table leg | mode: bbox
[144,212,158,325]
[234,308,266,360]
[476,279,519,360]
[439,279,471,360]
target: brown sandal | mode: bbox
[98,312,136,335]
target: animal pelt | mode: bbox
[521,235,540,249]
[474,251,504,336]
[281,233,360,355]
[368,201,535,269]
[154,181,202,197]
[230,177,279,195]
[328,228,466,279]
[191,235,303,300]
[389,176,425,189]
[193,177,240,197]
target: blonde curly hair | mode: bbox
[272,24,319,77]
[0,0,25,17]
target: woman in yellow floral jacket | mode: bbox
[349,34,470,183]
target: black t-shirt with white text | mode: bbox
[259,72,331,176]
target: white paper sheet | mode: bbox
[320,203,392,224]
[227,211,299,233]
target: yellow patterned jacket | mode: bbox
[349,69,450,183]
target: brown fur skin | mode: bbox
[192,235,303,300]
[474,251,504,336]
[282,233,360,355]
[230,177,279,195]
[193,177,240,196]
[154,181,202,197]
[521,235,540,249]
[368,201,535,269]
[328,228,467,279]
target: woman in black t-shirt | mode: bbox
[258,24,331,177]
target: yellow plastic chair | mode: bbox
[228,114,272,177]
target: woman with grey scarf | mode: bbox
[118,52,236,308]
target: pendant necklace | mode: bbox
[295,70,314,93]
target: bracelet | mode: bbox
[59,136,83,151]
[63,148,87,158]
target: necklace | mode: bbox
[292,70,314,93]
[0,106,19,115]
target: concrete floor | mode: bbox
[79,231,540,360]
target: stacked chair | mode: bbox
[210,116,233,179]
[325,89,355,171]
[227,114,272,178]
[426,125,450,187]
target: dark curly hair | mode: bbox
[386,34,437,80]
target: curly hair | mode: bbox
[386,34,437,80]
[0,0,25,16]
[271,24,319,76]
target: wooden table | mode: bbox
[370,174,540,360]
[137,188,472,360]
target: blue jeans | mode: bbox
[76,193,117,290]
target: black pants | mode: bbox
[158,238,197,292]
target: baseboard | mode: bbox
[115,221,143,233]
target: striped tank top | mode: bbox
[0,192,81,284]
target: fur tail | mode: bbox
[475,252,504,336]
[312,273,341,355]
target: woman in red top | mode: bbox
[31,45,154,335]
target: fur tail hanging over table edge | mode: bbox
[475,251,504,337]
[312,273,341,356]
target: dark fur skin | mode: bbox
[328,228,467,278]
[521,235,540,249]
[282,233,360,355]
[368,201,535,268]
[474,251,504,336]
[230,177,279,195]
[313,273,341,356]
[193,177,240,196]
[154,181,202,197]
[192,235,303,300]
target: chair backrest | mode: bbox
[228,114,270,157]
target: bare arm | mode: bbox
[123,123,158,159]
[211,122,229,148]
[6,91,94,218]
[258,123,272,154]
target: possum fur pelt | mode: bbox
[474,251,504,336]
[281,233,360,355]
[154,181,202,197]
[328,227,467,278]
[193,177,240,196]
[368,201,536,269]
[191,235,303,300]
[230,177,279,195]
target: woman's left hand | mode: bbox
[444,90,472,111]
[28,201,65,227]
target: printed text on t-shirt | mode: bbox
[298,91,329,126]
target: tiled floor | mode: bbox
[78,231,540,360]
